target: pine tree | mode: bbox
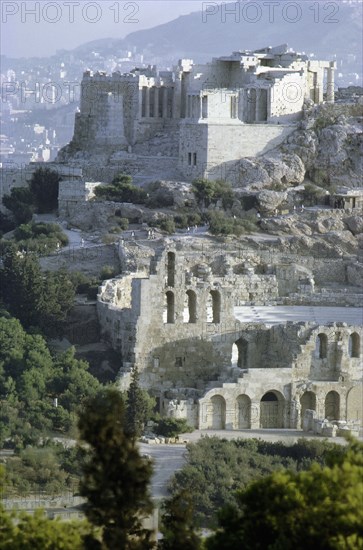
[125,366,155,440]
[78,389,155,549]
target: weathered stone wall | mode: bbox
[95,242,362,429]
[178,123,295,180]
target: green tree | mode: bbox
[94,173,147,204]
[154,418,192,439]
[0,246,45,328]
[0,316,102,446]
[29,168,60,213]
[159,490,201,550]
[2,187,34,225]
[78,389,155,549]
[0,465,93,549]
[192,178,216,207]
[207,438,363,550]
[0,247,75,334]
[125,366,156,440]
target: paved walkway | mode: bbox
[234,306,363,327]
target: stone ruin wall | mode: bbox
[96,243,362,430]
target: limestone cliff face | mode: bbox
[231,106,362,191]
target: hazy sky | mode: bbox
[1,1,210,58]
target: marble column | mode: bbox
[154,87,159,118]
[162,87,168,118]
[327,62,335,104]
[145,87,150,118]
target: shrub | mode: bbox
[100,265,116,280]
[94,173,147,204]
[150,217,175,234]
[154,418,193,438]
[13,222,68,254]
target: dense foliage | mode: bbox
[169,436,345,527]
[159,490,201,550]
[78,389,155,549]
[2,187,34,225]
[192,178,234,209]
[0,246,75,334]
[4,443,85,497]
[149,217,176,234]
[29,168,60,213]
[206,211,257,237]
[2,168,60,225]
[125,366,156,440]
[154,418,193,439]
[0,316,102,451]
[207,438,363,550]
[94,173,147,204]
[13,221,69,254]
[0,507,92,550]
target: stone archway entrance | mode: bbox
[260,391,284,428]
[237,395,251,429]
[210,395,226,429]
[300,391,316,428]
[325,391,340,420]
[347,385,363,426]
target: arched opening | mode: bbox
[260,391,284,428]
[347,385,363,425]
[348,332,360,358]
[165,291,175,324]
[300,391,316,428]
[207,290,221,323]
[167,251,175,287]
[237,395,251,429]
[210,395,226,429]
[325,391,340,420]
[316,333,328,359]
[233,338,248,369]
[185,290,197,323]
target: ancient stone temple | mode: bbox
[67,44,335,181]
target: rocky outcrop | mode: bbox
[257,190,288,213]
[344,216,363,236]
[234,153,305,190]
[236,106,362,192]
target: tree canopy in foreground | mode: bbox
[206,437,363,550]
[78,389,155,549]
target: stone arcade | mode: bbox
[97,242,362,432]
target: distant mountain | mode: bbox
[74,1,362,64]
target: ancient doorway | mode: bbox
[347,385,363,425]
[207,290,221,323]
[237,395,251,429]
[184,290,197,323]
[300,391,316,428]
[210,395,226,429]
[260,391,284,428]
[165,291,175,324]
[316,333,328,358]
[325,391,340,420]
[348,332,360,358]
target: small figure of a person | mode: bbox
[301,204,305,212]
[81,238,85,247]
[131,231,135,239]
